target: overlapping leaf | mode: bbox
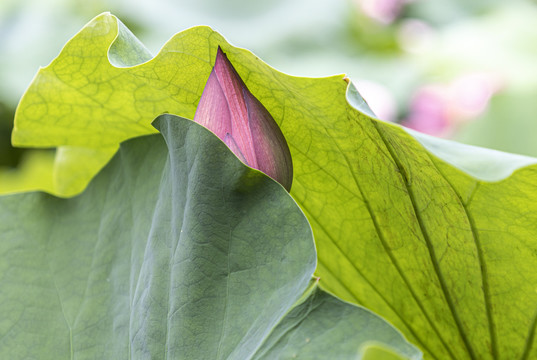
[0,115,419,359]
[0,150,55,193]
[10,13,537,359]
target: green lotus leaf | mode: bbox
[11,13,537,359]
[0,115,419,359]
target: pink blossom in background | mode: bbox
[449,73,504,121]
[402,85,450,136]
[401,72,504,137]
[397,19,435,54]
[355,0,415,24]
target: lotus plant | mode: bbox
[193,47,293,191]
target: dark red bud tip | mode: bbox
[193,47,293,191]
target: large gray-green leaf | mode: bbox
[0,115,420,359]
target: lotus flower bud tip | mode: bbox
[193,47,293,191]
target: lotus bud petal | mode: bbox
[193,47,293,191]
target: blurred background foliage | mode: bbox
[2,0,537,189]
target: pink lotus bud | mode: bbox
[193,47,293,191]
